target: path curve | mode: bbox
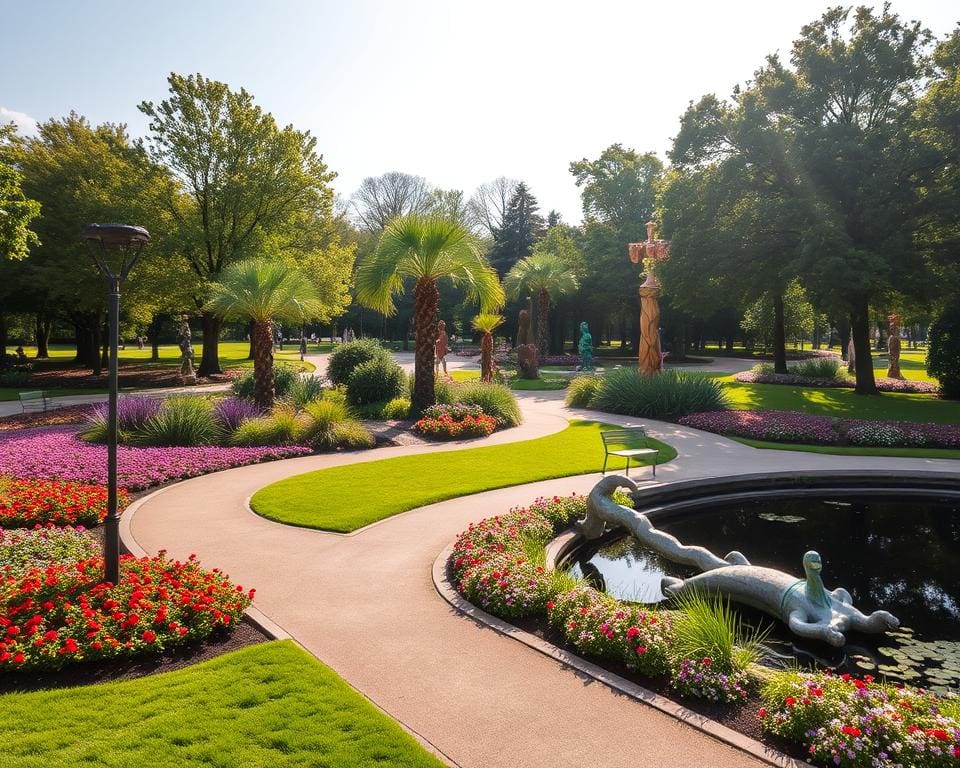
[123,389,960,768]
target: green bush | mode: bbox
[381,397,411,420]
[330,421,376,450]
[298,398,352,450]
[285,374,326,408]
[453,381,522,427]
[230,405,301,447]
[565,376,602,408]
[326,339,390,387]
[346,357,406,406]
[231,364,299,400]
[669,591,768,672]
[790,358,844,380]
[433,374,455,404]
[138,397,223,446]
[928,304,960,399]
[591,369,728,421]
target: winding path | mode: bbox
[120,384,960,768]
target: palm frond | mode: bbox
[503,251,579,302]
[205,258,324,323]
[471,313,505,334]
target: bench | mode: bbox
[18,390,49,413]
[601,428,658,478]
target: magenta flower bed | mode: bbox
[0,427,311,490]
[679,410,960,449]
[734,370,938,394]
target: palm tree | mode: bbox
[205,258,324,408]
[503,252,579,357]
[471,313,505,382]
[356,215,503,415]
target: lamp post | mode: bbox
[81,223,150,585]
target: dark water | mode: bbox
[566,495,960,691]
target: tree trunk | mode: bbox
[246,319,256,360]
[197,312,222,376]
[92,316,103,376]
[851,301,877,395]
[0,314,7,358]
[772,293,788,374]
[536,288,550,357]
[35,314,51,358]
[412,278,439,416]
[252,319,275,408]
[480,332,493,382]
[148,314,162,362]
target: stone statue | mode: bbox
[628,222,670,376]
[578,322,594,371]
[516,297,538,379]
[886,314,903,379]
[178,314,197,384]
[847,336,856,375]
[578,476,900,647]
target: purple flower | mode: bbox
[213,397,262,432]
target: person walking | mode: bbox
[435,320,449,375]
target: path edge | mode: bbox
[431,543,806,768]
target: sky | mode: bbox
[2,0,957,224]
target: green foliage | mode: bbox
[669,591,769,672]
[329,421,376,450]
[326,339,390,387]
[230,406,300,447]
[592,369,729,420]
[791,358,843,380]
[488,182,545,275]
[565,376,603,408]
[432,374,455,404]
[382,397,411,420]
[453,381,522,427]
[740,281,815,349]
[284,374,326,408]
[346,357,406,406]
[298,398,374,451]
[204,258,325,324]
[232,364,299,400]
[0,124,41,261]
[928,304,960,399]
[138,397,222,446]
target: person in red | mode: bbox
[435,320,449,374]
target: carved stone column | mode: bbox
[886,314,903,379]
[638,276,663,376]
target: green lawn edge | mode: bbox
[251,420,677,532]
[1,640,442,768]
[732,436,960,459]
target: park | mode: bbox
[1,3,959,767]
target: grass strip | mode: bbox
[732,436,960,459]
[251,420,676,532]
[1,640,442,768]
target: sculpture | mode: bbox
[847,336,856,375]
[628,222,670,376]
[516,297,538,379]
[178,314,196,384]
[578,322,594,371]
[578,476,900,647]
[435,319,449,374]
[886,314,903,379]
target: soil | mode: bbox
[17,361,234,390]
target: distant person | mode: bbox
[15,345,27,363]
[299,335,307,361]
[435,320,449,374]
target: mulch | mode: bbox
[16,362,234,390]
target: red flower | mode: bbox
[841,726,861,737]
[635,646,647,655]
[142,630,157,643]
[545,601,555,611]
[926,729,950,742]
[784,696,797,707]
[758,707,767,719]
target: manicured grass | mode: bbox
[252,420,676,532]
[1,640,442,768]
[732,436,960,460]
[0,387,108,401]
[449,369,569,390]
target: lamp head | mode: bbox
[81,224,150,279]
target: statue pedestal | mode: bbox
[638,281,662,376]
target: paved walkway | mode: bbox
[122,387,960,768]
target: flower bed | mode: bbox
[734,370,938,394]
[0,552,252,671]
[761,670,960,767]
[540,354,582,366]
[0,477,125,528]
[0,526,99,576]
[0,427,311,490]
[0,405,92,433]
[679,410,960,449]
[414,404,498,440]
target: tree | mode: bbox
[471,313,504,382]
[570,144,661,230]
[139,73,337,376]
[350,172,433,232]
[355,215,503,415]
[468,177,517,238]
[488,182,544,276]
[0,124,40,262]
[740,280,815,351]
[205,259,323,407]
[504,252,579,356]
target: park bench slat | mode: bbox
[601,427,657,478]
[18,390,49,414]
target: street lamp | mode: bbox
[81,223,150,585]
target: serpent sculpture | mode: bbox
[577,476,900,647]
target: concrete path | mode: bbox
[122,387,960,768]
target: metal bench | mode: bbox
[18,390,49,413]
[601,427,658,477]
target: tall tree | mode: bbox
[139,73,336,376]
[355,215,503,415]
[504,252,579,356]
[488,182,544,276]
[468,176,518,238]
[350,171,433,232]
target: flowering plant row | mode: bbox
[0,551,252,671]
[760,670,960,767]
[415,405,498,440]
[0,477,127,528]
[679,410,960,449]
[0,526,99,576]
[0,427,311,490]
[734,370,938,394]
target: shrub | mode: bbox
[285,374,326,408]
[0,526,99,576]
[453,381,522,427]
[298,399,375,451]
[346,357,406,406]
[229,405,301,447]
[213,397,262,432]
[565,376,602,408]
[592,369,728,421]
[0,552,252,671]
[330,420,376,450]
[929,304,960,399]
[791,357,843,380]
[0,477,127,528]
[138,397,222,447]
[381,397,411,420]
[81,396,163,443]
[231,364,299,400]
[433,374,455,405]
[326,339,390,387]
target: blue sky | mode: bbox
[2,0,956,223]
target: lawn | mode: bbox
[251,420,676,532]
[1,640,442,768]
[0,386,107,402]
[449,369,569,390]
[732,436,960,460]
